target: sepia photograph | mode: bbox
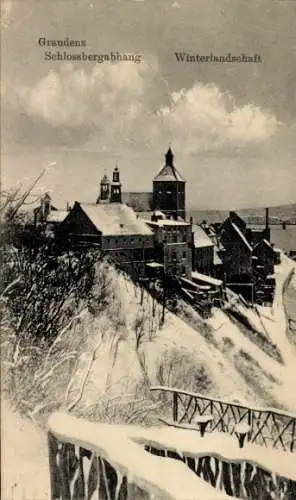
[1,0,296,498]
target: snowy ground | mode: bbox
[1,400,50,500]
[2,256,296,498]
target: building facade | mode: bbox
[252,239,275,276]
[56,201,154,278]
[218,213,253,281]
[191,224,214,275]
[33,193,68,230]
[145,212,192,278]
[152,148,186,220]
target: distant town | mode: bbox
[32,147,296,316]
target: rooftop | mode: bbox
[47,210,69,223]
[78,202,153,236]
[254,238,274,249]
[231,222,252,251]
[146,219,190,227]
[153,147,185,183]
[153,164,185,182]
[192,224,214,248]
[191,271,223,287]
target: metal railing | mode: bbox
[151,386,296,453]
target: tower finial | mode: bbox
[165,146,174,167]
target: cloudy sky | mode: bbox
[2,0,296,209]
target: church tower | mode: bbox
[97,172,110,203]
[153,147,186,220]
[110,165,122,203]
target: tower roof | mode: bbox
[153,148,185,182]
[100,173,110,184]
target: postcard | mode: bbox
[1,0,296,498]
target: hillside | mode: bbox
[2,255,296,498]
[4,255,295,424]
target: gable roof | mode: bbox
[253,239,275,253]
[231,222,252,251]
[192,224,214,248]
[78,202,153,236]
[153,164,185,182]
[218,211,246,235]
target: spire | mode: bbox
[165,147,174,167]
[110,164,122,203]
[112,164,120,183]
[100,172,110,185]
[97,170,110,203]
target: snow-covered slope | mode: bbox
[67,255,296,417]
[2,257,296,498]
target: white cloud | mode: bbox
[17,62,147,129]
[158,83,280,153]
[8,62,279,153]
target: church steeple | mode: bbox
[97,171,110,203]
[110,165,122,203]
[152,146,186,220]
[165,147,174,167]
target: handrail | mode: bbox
[150,386,296,453]
[150,385,296,420]
[47,412,296,499]
[47,412,229,500]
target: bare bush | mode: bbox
[76,381,160,426]
[156,347,213,394]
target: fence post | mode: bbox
[173,392,178,422]
[47,432,60,500]
[247,409,253,441]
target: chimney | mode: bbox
[265,207,269,230]
[264,207,271,242]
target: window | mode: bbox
[183,251,186,259]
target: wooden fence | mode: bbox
[150,386,296,453]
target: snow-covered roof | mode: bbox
[154,210,166,218]
[192,224,214,248]
[147,219,190,227]
[136,211,155,220]
[79,203,153,236]
[191,271,223,287]
[253,239,274,250]
[146,262,164,268]
[213,247,223,265]
[153,164,185,182]
[47,210,69,223]
[231,222,252,251]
